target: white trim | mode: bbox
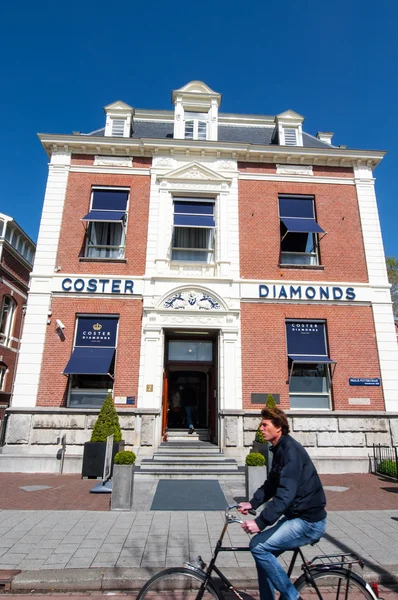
[70,166,150,175]
[239,173,355,185]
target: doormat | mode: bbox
[151,479,227,511]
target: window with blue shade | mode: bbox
[84,188,129,259]
[286,321,333,410]
[172,198,215,263]
[279,196,324,266]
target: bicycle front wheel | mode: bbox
[136,566,221,599]
[295,568,376,600]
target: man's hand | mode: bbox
[241,520,260,534]
[237,502,252,515]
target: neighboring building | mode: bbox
[2,81,398,474]
[0,214,35,439]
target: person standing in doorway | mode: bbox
[181,385,197,434]
[238,407,327,600]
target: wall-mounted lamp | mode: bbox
[56,319,65,330]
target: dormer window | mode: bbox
[184,112,208,140]
[274,110,304,147]
[104,101,134,138]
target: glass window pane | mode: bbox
[168,341,212,362]
[4,225,11,242]
[185,121,194,139]
[290,363,329,394]
[92,189,128,211]
[86,222,124,258]
[197,121,207,140]
[279,198,314,219]
[68,390,109,408]
[290,394,330,409]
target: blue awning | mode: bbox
[174,214,215,228]
[281,218,325,234]
[288,354,335,364]
[82,211,125,222]
[63,347,115,375]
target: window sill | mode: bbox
[79,257,127,263]
[278,264,324,270]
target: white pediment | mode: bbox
[176,81,219,96]
[104,100,134,113]
[158,161,230,183]
[276,109,304,123]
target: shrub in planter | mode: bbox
[114,450,136,465]
[245,452,266,467]
[111,450,136,511]
[245,453,267,500]
[82,393,124,478]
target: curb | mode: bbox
[6,565,398,592]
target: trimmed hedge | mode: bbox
[378,459,397,478]
[114,450,136,465]
[246,452,266,467]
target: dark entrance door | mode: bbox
[163,333,218,443]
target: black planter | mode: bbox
[82,441,125,479]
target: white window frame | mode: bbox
[184,112,209,140]
[111,118,127,137]
[286,319,333,411]
[0,364,7,391]
[84,187,129,260]
[171,197,216,264]
[0,296,16,347]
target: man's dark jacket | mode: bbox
[250,434,327,530]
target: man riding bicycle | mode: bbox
[238,407,327,600]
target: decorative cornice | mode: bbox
[38,133,386,169]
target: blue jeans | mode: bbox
[185,406,194,428]
[249,516,327,600]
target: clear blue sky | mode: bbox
[1,0,397,258]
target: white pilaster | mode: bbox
[11,152,71,408]
[220,330,241,411]
[138,327,163,409]
[355,165,398,411]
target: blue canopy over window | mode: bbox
[81,211,125,222]
[63,347,115,375]
[174,200,215,228]
[279,197,324,235]
[288,354,335,364]
[280,217,324,234]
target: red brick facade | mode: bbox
[240,303,383,411]
[56,170,150,276]
[238,177,368,282]
[37,297,142,407]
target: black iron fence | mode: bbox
[372,444,398,481]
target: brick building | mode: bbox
[0,213,35,440]
[2,81,398,474]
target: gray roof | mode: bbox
[85,121,332,149]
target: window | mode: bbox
[111,119,126,137]
[172,198,215,263]
[82,188,129,259]
[0,296,16,347]
[168,341,213,362]
[279,196,325,265]
[184,112,208,140]
[0,364,7,391]
[284,128,298,145]
[65,316,118,408]
[286,321,336,410]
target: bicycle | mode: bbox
[136,504,379,599]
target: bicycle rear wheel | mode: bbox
[295,568,377,600]
[136,566,221,599]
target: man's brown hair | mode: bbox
[261,407,290,435]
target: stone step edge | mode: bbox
[9,566,398,591]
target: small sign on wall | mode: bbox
[146,384,153,392]
[251,393,280,405]
[127,396,136,405]
[349,378,380,387]
[115,396,127,404]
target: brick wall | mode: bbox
[55,171,150,275]
[241,303,384,411]
[238,178,368,282]
[1,248,30,285]
[37,297,142,407]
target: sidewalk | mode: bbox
[0,474,397,593]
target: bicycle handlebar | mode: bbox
[226,503,257,516]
